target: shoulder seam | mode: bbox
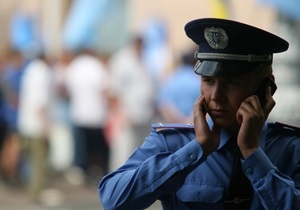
[274,122,300,131]
[151,123,194,132]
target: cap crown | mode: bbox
[185,18,289,57]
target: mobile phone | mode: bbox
[256,77,277,107]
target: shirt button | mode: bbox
[246,167,253,175]
[190,154,197,161]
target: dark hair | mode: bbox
[251,64,273,79]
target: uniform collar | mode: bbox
[207,118,268,150]
[207,117,231,150]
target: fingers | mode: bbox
[236,95,263,125]
[193,95,207,117]
[193,95,220,155]
[193,95,210,135]
[236,87,276,125]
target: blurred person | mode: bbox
[0,54,8,177]
[0,90,6,165]
[142,17,174,87]
[157,49,200,123]
[65,49,110,184]
[107,35,155,171]
[17,53,53,202]
[0,49,28,186]
[99,18,300,209]
[48,51,74,173]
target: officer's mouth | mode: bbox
[210,109,229,117]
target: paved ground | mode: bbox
[0,176,161,210]
[0,178,100,210]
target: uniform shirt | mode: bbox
[99,119,300,210]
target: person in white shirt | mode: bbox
[18,54,53,200]
[65,49,110,183]
[107,35,155,171]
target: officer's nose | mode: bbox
[211,82,226,102]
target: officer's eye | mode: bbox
[228,80,241,86]
[202,77,214,85]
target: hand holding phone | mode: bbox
[236,77,277,158]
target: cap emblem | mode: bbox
[204,27,228,49]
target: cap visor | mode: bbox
[195,61,262,77]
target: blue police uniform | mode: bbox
[99,18,299,209]
[99,119,300,210]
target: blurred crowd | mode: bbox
[0,30,201,205]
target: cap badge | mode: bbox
[204,27,228,49]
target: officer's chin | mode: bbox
[212,117,239,134]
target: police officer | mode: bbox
[98,18,300,210]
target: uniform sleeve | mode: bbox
[98,131,206,210]
[242,147,300,210]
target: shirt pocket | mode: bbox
[176,183,224,203]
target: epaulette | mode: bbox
[151,123,194,132]
[273,122,300,131]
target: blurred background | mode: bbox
[0,0,299,209]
